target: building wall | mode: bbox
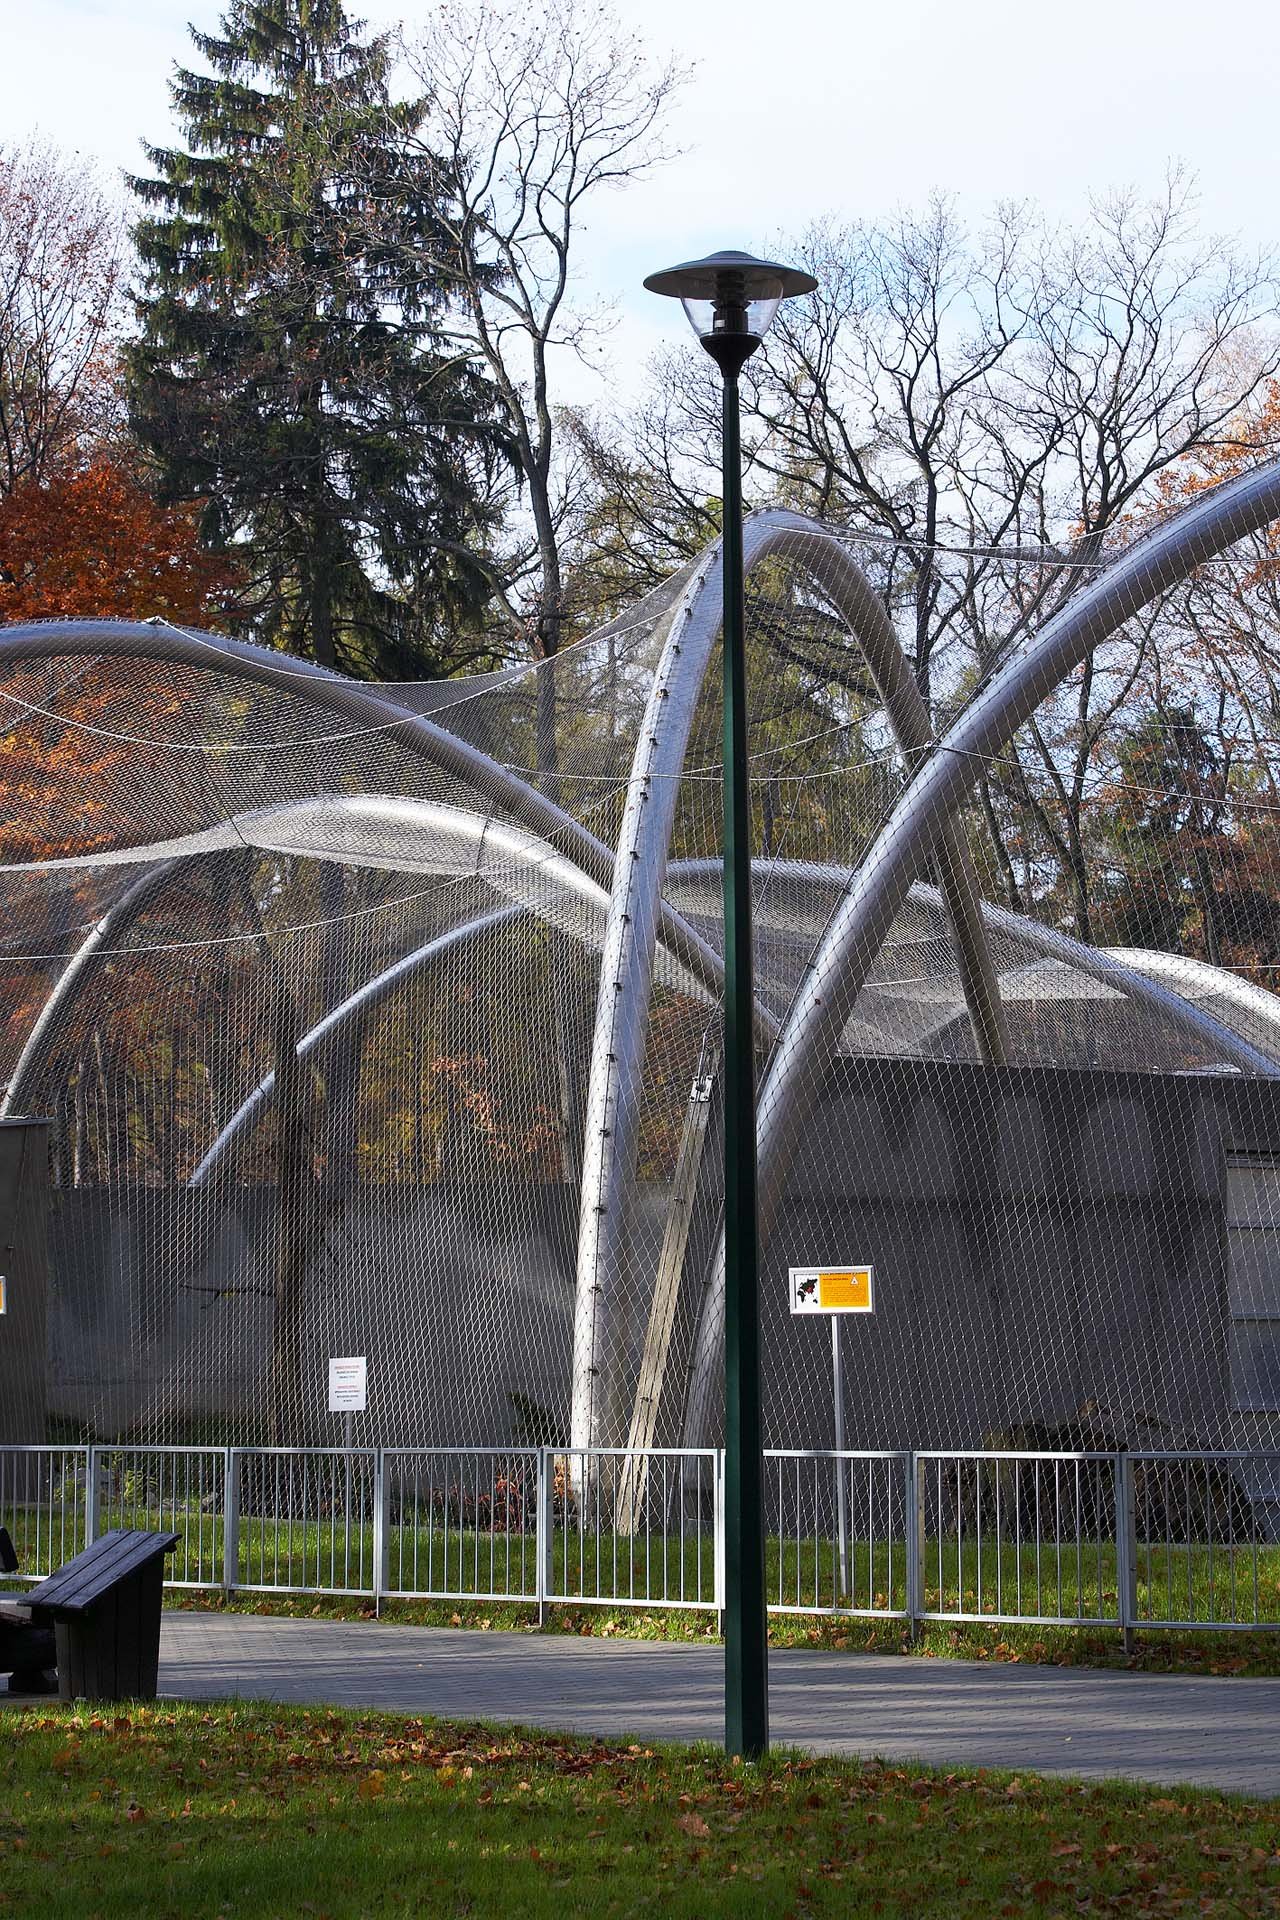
[31,1064,1280,1453]
[0,1120,49,1444]
[763,1061,1280,1453]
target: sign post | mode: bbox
[789,1268,873,1602]
[328,1358,367,1516]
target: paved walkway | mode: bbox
[89,1613,1278,1798]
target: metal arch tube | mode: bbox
[189,905,522,1186]
[681,455,1280,1444]
[192,831,819,1193]
[0,861,180,1119]
[660,864,1278,1077]
[1105,947,1280,1041]
[748,514,1009,1066]
[2,778,719,1173]
[0,618,730,1012]
[179,839,1280,1265]
[189,872,1280,1194]
[921,887,1279,1074]
[569,507,1008,1455]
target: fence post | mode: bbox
[535,1447,554,1627]
[1116,1451,1138,1657]
[906,1452,924,1644]
[714,1448,726,1633]
[373,1450,387,1617]
[223,1450,240,1597]
[85,1445,101,1544]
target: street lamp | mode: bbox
[643,248,816,1759]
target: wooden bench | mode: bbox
[25,1530,178,1702]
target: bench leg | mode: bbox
[56,1559,165,1703]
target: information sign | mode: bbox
[788,1266,873,1315]
[328,1356,367,1413]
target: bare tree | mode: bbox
[598,181,1280,940]
[393,0,686,776]
[563,348,723,611]
[0,140,127,496]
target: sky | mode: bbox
[3,0,1279,402]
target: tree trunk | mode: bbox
[268,980,325,1447]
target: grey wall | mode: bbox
[761,1060,1280,1453]
[30,1062,1280,1452]
[0,1120,49,1444]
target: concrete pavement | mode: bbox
[120,1611,1280,1798]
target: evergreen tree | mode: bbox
[128,0,499,677]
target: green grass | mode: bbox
[1,1700,1278,1918]
[12,1498,1280,1620]
[9,1499,1280,1675]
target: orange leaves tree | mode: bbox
[0,455,226,625]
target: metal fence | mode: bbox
[915,1451,1121,1628]
[0,1445,85,1578]
[383,1448,538,1604]
[4,1444,1280,1634]
[765,1450,908,1617]
[90,1446,226,1590]
[232,1448,380,1597]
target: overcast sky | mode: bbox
[4,0,1278,398]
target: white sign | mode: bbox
[328,1356,367,1413]
[789,1266,874,1315]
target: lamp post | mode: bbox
[643,249,816,1759]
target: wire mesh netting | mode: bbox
[6,488,1280,1495]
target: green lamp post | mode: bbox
[643,249,817,1759]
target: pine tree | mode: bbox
[128,0,499,677]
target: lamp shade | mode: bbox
[643,249,817,346]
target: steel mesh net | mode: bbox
[6,487,1280,1470]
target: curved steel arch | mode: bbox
[1,785,720,1146]
[0,618,758,1160]
[187,860,1277,1201]
[682,455,1280,1444]
[189,904,523,1187]
[0,861,179,1119]
[570,508,1009,1452]
[0,617,731,1010]
[666,864,1280,1075]
[1107,947,1280,1042]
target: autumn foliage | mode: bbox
[0,456,226,625]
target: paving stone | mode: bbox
[143,1612,1280,1797]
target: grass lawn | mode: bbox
[10,1497,1280,1624]
[1,1701,1279,1918]
[9,1498,1280,1675]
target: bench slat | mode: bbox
[26,1530,179,1618]
[30,1533,143,1612]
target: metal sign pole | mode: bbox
[718,356,768,1762]
[788,1269,872,1611]
[832,1316,848,1601]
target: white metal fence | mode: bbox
[4,1443,1280,1635]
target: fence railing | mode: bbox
[915,1451,1122,1627]
[3,1444,1280,1634]
[765,1450,908,1617]
[383,1448,538,1604]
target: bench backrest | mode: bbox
[25,1530,179,1617]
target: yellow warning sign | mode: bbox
[789,1265,874,1314]
[819,1269,872,1311]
